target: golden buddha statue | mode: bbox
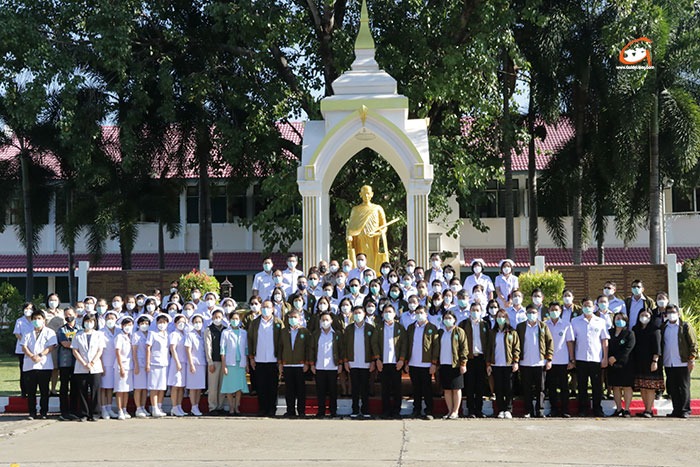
[346,185,391,271]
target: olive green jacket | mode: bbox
[459,318,491,359]
[661,319,698,363]
[247,316,284,360]
[309,328,343,367]
[437,326,469,368]
[400,322,439,365]
[278,326,311,365]
[486,328,520,366]
[516,321,554,362]
[343,322,377,363]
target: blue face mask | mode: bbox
[370,286,380,295]
[349,286,359,295]
[470,311,480,320]
[390,291,399,299]
[459,299,469,308]
[615,320,627,328]
[288,317,299,327]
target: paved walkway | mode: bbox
[0,415,698,466]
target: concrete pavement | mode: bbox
[0,415,698,466]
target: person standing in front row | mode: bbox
[248,300,284,418]
[204,308,227,415]
[402,306,438,420]
[373,304,404,419]
[21,310,57,420]
[516,305,554,418]
[113,317,134,420]
[661,304,698,418]
[571,298,609,417]
[71,314,105,422]
[221,311,249,416]
[607,312,636,417]
[459,302,490,418]
[343,306,376,419]
[545,302,575,417]
[438,311,468,420]
[145,314,170,418]
[278,309,311,418]
[310,311,343,418]
[487,310,520,419]
[57,307,80,421]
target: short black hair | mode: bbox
[31,310,46,320]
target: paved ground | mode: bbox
[0,415,698,466]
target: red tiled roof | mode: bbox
[463,247,700,268]
[0,252,301,274]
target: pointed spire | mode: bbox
[354,0,375,50]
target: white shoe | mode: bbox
[191,406,203,417]
[117,411,126,421]
[504,411,513,419]
[497,411,505,419]
[101,408,111,420]
[122,411,132,419]
[171,406,185,417]
[135,408,148,418]
[108,408,119,419]
[152,409,165,418]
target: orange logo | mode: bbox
[619,37,652,66]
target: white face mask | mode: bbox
[512,296,522,306]
[126,303,135,311]
[207,299,216,307]
[406,266,415,274]
[431,260,441,269]
[408,302,418,311]
[320,320,332,329]
[84,321,95,330]
[24,308,33,317]
[86,303,95,312]
[639,315,651,324]
[603,287,614,296]
[341,305,351,314]
[357,259,366,268]
[657,299,668,308]
[329,265,339,273]
[139,323,149,332]
[250,304,261,313]
[224,306,234,314]
[532,296,543,305]
[318,303,329,312]
[191,292,201,301]
[176,322,186,331]
[157,322,168,331]
[502,267,511,275]
[146,304,156,313]
[667,312,679,323]
[48,300,59,309]
[123,325,133,334]
[213,318,223,326]
[563,295,573,305]
[106,319,116,329]
[112,301,122,309]
[336,276,346,285]
[472,266,482,274]
[193,322,203,331]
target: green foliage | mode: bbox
[178,270,220,302]
[680,277,700,314]
[517,270,566,305]
[0,282,24,354]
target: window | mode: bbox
[6,195,49,225]
[466,179,520,219]
[186,186,199,224]
[429,233,441,253]
[211,185,227,223]
[672,187,698,213]
[187,183,250,224]
[227,185,247,220]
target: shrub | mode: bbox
[680,277,700,339]
[517,270,566,305]
[178,269,220,302]
[0,282,25,354]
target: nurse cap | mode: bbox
[82,295,97,303]
[190,313,205,323]
[172,313,187,323]
[155,312,172,323]
[135,313,153,324]
[104,310,119,320]
[498,259,515,268]
[116,316,133,326]
[204,291,220,301]
[470,258,485,267]
[165,301,183,311]
[220,297,237,308]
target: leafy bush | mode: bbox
[679,277,700,340]
[0,282,25,354]
[517,270,566,304]
[178,269,220,302]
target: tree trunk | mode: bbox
[119,222,133,270]
[572,59,591,265]
[502,48,515,260]
[20,152,33,301]
[197,126,214,263]
[649,91,663,264]
[158,219,165,269]
[66,188,76,305]
[527,83,538,264]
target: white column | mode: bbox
[535,255,546,273]
[406,180,431,269]
[666,253,679,305]
[76,261,89,300]
[301,194,323,271]
[47,276,56,295]
[178,189,187,252]
[199,259,213,276]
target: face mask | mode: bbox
[408,303,418,311]
[246,304,259,313]
[431,260,441,269]
[433,300,443,307]
[357,260,366,268]
[231,319,241,328]
[288,317,299,327]
[488,307,498,316]
[76,308,85,316]
[341,305,351,314]
[639,315,651,324]
[337,277,346,285]
[458,299,469,308]
[604,287,614,296]
[418,288,427,296]
[403,280,412,287]
[273,294,282,302]
[106,319,116,329]
[354,314,364,323]
[406,266,415,274]
[309,279,318,287]
[631,286,642,296]
[667,312,679,323]
[513,296,522,306]
[222,306,233,315]
[364,276,373,285]
[381,268,390,275]
[383,313,395,323]
[532,296,542,306]
[562,296,573,305]
[263,263,272,272]
[415,313,427,323]
[65,315,75,323]
[274,276,282,284]
[123,325,133,334]
[320,265,328,273]
[321,320,332,329]
[146,304,156,313]
[443,318,455,327]
[434,286,443,294]
[526,313,538,322]
[111,301,122,310]
[349,286,359,295]
[157,322,168,331]
[318,303,329,312]
[598,303,609,311]
[324,289,334,298]
[473,293,484,303]
[326,264,337,273]
[496,317,507,326]
[470,311,480,320]
[582,306,594,316]
[444,296,453,304]
[193,322,203,331]
[24,308,33,317]
[126,303,135,311]
[206,299,216,307]
[137,298,145,307]
[287,261,297,270]
[184,308,194,315]
[175,322,185,331]
[615,320,627,328]
[213,318,223,326]
[298,283,307,291]
[370,286,380,295]
[502,267,511,275]
[96,306,107,315]
[390,291,400,299]
[415,273,424,281]
[48,300,59,309]
[343,265,351,273]
[389,276,398,284]
[366,306,376,315]
[191,292,201,300]
[293,301,303,310]
[169,309,178,316]
[472,266,482,274]
[445,273,454,281]
[549,311,560,320]
[86,303,95,312]
[84,321,95,330]
[32,319,44,329]
[262,307,273,317]
[139,323,149,332]
[657,299,668,308]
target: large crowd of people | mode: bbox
[14,253,698,421]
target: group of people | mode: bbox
[14,253,697,421]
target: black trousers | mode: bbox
[25,369,51,416]
[315,370,338,416]
[547,364,569,414]
[492,366,513,413]
[283,366,306,416]
[255,363,279,416]
[576,361,603,414]
[350,367,370,415]
[74,373,100,419]
[409,366,433,415]
[59,366,78,416]
[464,355,486,415]
[18,354,28,397]
[380,364,402,416]
[520,365,546,415]
[665,366,691,416]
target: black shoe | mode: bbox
[623,410,631,418]
[410,411,421,419]
[577,411,588,417]
[282,412,296,419]
[477,412,488,418]
[643,411,653,418]
[561,412,571,418]
[612,409,623,417]
[27,414,36,420]
[680,412,690,419]
[535,411,546,418]
[58,415,70,421]
[256,411,266,417]
[68,414,79,421]
[666,412,678,418]
[315,413,325,419]
[87,417,98,422]
[40,414,48,420]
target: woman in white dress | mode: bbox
[113,316,134,420]
[145,313,171,417]
[167,314,189,416]
[185,313,206,416]
[99,310,119,419]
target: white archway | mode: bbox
[297,0,433,268]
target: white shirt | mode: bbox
[222,328,248,368]
[348,293,366,308]
[628,295,646,328]
[348,266,373,284]
[409,323,431,368]
[255,318,276,363]
[184,330,206,366]
[439,329,454,365]
[400,311,417,330]
[494,330,507,366]
[546,319,575,365]
[21,327,57,371]
[253,270,276,301]
[607,296,627,316]
[132,330,149,368]
[571,315,610,362]
[471,319,483,355]
[495,274,519,309]
[663,323,687,368]
[113,332,133,369]
[146,331,170,367]
[454,308,469,325]
[508,306,527,327]
[316,329,337,370]
[13,317,34,354]
[282,267,302,294]
[169,330,188,367]
[521,322,545,367]
[382,322,397,364]
[100,328,118,369]
[71,330,106,374]
[464,273,495,298]
[351,324,369,369]
[561,304,576,323]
